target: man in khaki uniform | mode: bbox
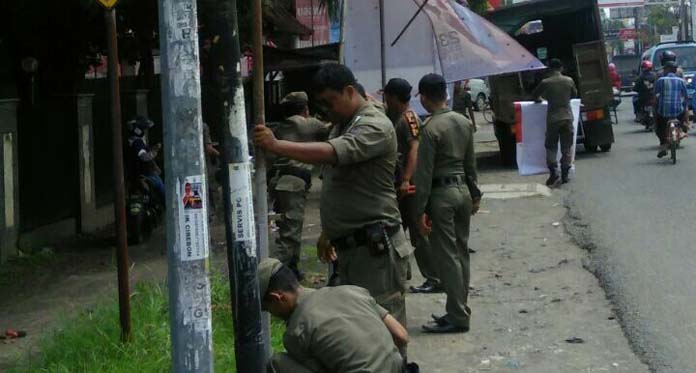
[258,258,408,373]
[270,92,329,280]
[532,58,578,186]
[383,78,442,294]
[414,74,479,334]
[254,64,413,330]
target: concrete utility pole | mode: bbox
[213,0,268,371]
[97,0,131,342]
[158,0,214,371]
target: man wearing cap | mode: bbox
[259,257,408,373]
[414,73,479,334]
[254,64,413,331]
[270,92,329,280]
[532,58,578,186]
[383,78,442,294]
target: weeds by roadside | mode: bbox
[9,272,285,372]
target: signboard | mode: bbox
[295,0,330,48]
[610,7,637,19]
[619,28,637,40]
[96,0,119,9]
[598,0,644,8]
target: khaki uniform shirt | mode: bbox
[322,103,402,240]
[414,108,477,216]
[533,71,578,122]
[273,116,329,192]
[283,286,403,373]
[390,109,422,178]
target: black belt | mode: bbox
[332,224,400,252]
[432,174,466,188]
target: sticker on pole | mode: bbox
[229,163,256,246]
[96,0,119,9]
[178,175,210,262]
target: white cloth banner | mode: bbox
[515,99,582,176]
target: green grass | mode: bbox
[10,273,285,372]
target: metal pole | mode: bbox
[252,0,273,361]
[215,0,267,371]
[158,0,214,371]
[379,0,387,89]
[338,0,348,63]
[105,7,132,343]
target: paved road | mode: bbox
[567,101,696,372]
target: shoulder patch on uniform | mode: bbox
[403,110,420,138]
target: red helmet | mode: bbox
[641,60,653,71]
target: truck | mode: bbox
[486,0,615,165]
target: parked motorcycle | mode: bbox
[127,176,163,245]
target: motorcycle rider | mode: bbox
[126,116,164,199]
[654,59,688,158]
[633,60,657,126]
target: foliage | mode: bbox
[468,0,489,15]
[647,5,679,36]
[9,274,285,372]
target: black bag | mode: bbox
[404,362,420,373]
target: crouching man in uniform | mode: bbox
[260,258,408,373]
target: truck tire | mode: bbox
[600,144,612,152]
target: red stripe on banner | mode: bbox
[514,103,523,143]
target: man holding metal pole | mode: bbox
[254,64,413,334]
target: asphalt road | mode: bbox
[566,99,696,372]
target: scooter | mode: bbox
[127,176,163,244]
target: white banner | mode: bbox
[515,99,582,176]
[598,0,645,8]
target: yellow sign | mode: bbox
[96,0,119,9]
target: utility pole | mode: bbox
[251,0,272,355]
[158,0,214,371]
[214,0,268,371]
[379,0,387,89]
[97,0,131,342]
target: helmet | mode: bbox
[641,60,653,71]
[608,63,617,71]
[664,60,679,69]
[660,50,677,66]
[129,116,154,137]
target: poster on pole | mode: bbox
[178,175,210,262]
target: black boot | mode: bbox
[546,168,560,187]
[561,167,571,184]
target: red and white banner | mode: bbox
[415,0,545,81]
[295,0,330,48]
[515,99,582,176]
[598,0,644,8]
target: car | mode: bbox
[641,41,696,103]
[464,78,490,111]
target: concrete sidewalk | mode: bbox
[406,184,646,372]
